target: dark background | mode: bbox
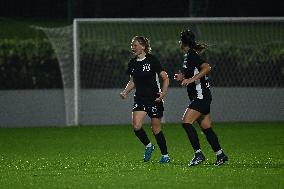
[0,0,283,89]
[0,0,283,22]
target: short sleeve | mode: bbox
[182,50,205,79]
[126,59,133,75]
[189,52,205,68]
[151,55,163,74]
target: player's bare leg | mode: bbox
[132,111,147,130]
[182,108,201,124]
[151,117,161,134]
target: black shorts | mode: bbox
[188,98,211,115]
[132,101,164,118]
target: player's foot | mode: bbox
[144,144,155,162]
[214,153,228,166]
[188,152,205,166]
[159,155,170,164]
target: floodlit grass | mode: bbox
[0,122,283,189]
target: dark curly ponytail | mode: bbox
[180,29,208,52]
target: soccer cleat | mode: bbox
[159,155,170,164]
[188,152,205,166]
[214,153,228,166]
[144,144,155,162]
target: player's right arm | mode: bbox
[120,75,135,99]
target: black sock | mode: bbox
[134,128,150,146]
[154,131,168,155]
[182,123,201,151]
[202,128,221,152]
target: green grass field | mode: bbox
[0,122,283,189]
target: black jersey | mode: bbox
[182,49,211,101]
[126,54,163,103]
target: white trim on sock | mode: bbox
[146,143,152,148]
[195,149,202,154]
[216,149,223,156]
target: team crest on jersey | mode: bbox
[142,63,151,71]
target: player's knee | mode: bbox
[182,118,195,124]
[182,115,195,124]
[132,122,142,130]
[151,123,161,134]
[199,123,211,129]
[151,127,161,135]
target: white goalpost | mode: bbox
[73,19,80,126]
[40,17,284,126]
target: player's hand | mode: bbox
[155,92,164,102]
[174,70,184,81]
[181,78,194,87]
[120,91,128,99]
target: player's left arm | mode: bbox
[156,70,169,102]
[181,62,211,86]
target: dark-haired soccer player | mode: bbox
[120,36,170,164]
[174,29,228,166]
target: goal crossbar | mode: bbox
[74,17,284,23]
